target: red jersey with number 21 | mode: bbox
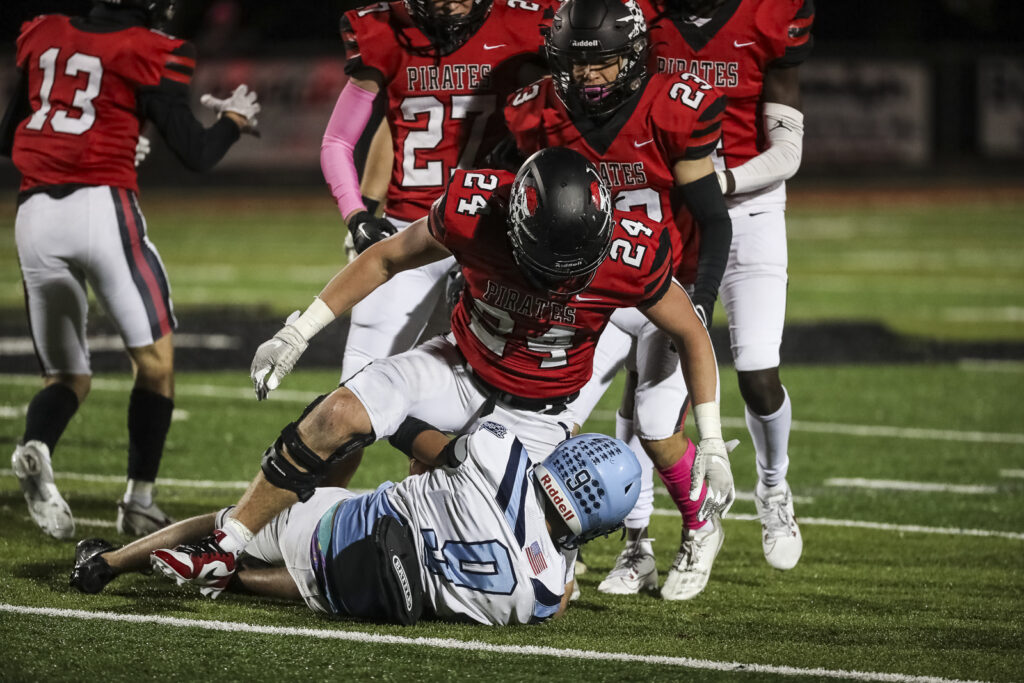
[342,0,554,222]
[13,14,194,193]
[429,168,674,398]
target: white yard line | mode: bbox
[3,374,1022,445]
[958,359,1024,373]
[999,469,1024,478]
[0,604,988,683]
[649,509,1024,541]
[824,478,997,495]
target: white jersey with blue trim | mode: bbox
[385,421,569,625]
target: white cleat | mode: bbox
[660,515,723,601]
[597,538,658,595]
[117,498,174,536]
[11,440,75,540]
[755,480,803,570]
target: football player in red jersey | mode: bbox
[502,0,734,600]
[151,149,734,597]
[318,0,557,485]
[641,0,813,572]
[0,0,260,540]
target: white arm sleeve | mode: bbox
[717,102,804,195]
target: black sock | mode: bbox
[23,383,80,454]
[127,388,174,481]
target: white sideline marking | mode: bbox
[649,510,1024,541]
[5,374,1023,446]
[999,469,1024,478]
[0,404,27,418]
[0,604,987,683]
[824,478,997,495]
[0,333,240,355]
[652,485,814,505]
[958,359,1024,373]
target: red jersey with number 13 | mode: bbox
[430,168,674,398]
[13,14,195,193]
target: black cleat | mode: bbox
[70,538,118,594]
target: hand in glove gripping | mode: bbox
[251,311,307,400]
[690,438,739,522]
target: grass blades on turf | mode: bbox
[1,364,1022,682]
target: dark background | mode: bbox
[3,0,1023,52]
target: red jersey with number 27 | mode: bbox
[342,0,554,222]
[429,168,674,398]
[504,73,724,284]
[13,14,195,193]
[640,0,814,168]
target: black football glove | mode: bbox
[692,295,715,329]
[347,211,397,254]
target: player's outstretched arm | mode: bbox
[642,283,735,520]
[251,218,451,398]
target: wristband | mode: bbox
[694,402,722,441]
[388,416,439,459]
[291,297,336,342]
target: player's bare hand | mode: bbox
[134,135,151,167]
[201,84,261,135]
[347,211,397,254]
[690,437,738,522]
[250,311,307,400]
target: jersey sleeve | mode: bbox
[759,0,814,68]
[601,211,674,309]
[652,73,727,163]
[638,228,674,307]
[427,191,450,244]
[503,82,546,156]
[340,11,365,74]
[159,41,196,87]
[340,6,394,78]
[15,16,49,68]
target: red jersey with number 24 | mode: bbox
[504,73,724,284]
[342,0,554,222]
[640,0,813,168]
[429,168,674,398]
[13,14,195,193]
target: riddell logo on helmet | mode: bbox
[571,39,600,47]
[539,473,576,524]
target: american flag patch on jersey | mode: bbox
[526,541,547,575]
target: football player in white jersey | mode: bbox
[70,424,641,626]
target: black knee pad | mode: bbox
[261,420,330,502]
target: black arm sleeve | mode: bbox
[137,79,240,172]
[0,69,30,158]
[673,173,733,309]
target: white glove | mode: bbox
[201,84,260,132]
[690,438,738,522]
[134,135,151,167]
[251,311,307,400]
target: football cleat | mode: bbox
[69,538,118,594]
[117,499,174,537]
[755,480,803,571]
[597,538,658,595]
[660,515,724,601]
[11,440,75,540]
[150,532,237,599]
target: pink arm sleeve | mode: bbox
[321,82,378,220]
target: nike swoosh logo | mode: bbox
[734,40,755,48]
[574,295,607,303]
[634,139,654,148]
[483,44,506,50]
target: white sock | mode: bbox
[746,386,792,488]
[123,479,153,507]
[217,517,254,555]
[617,412,654,530]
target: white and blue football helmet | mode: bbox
[534,433,641,548]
